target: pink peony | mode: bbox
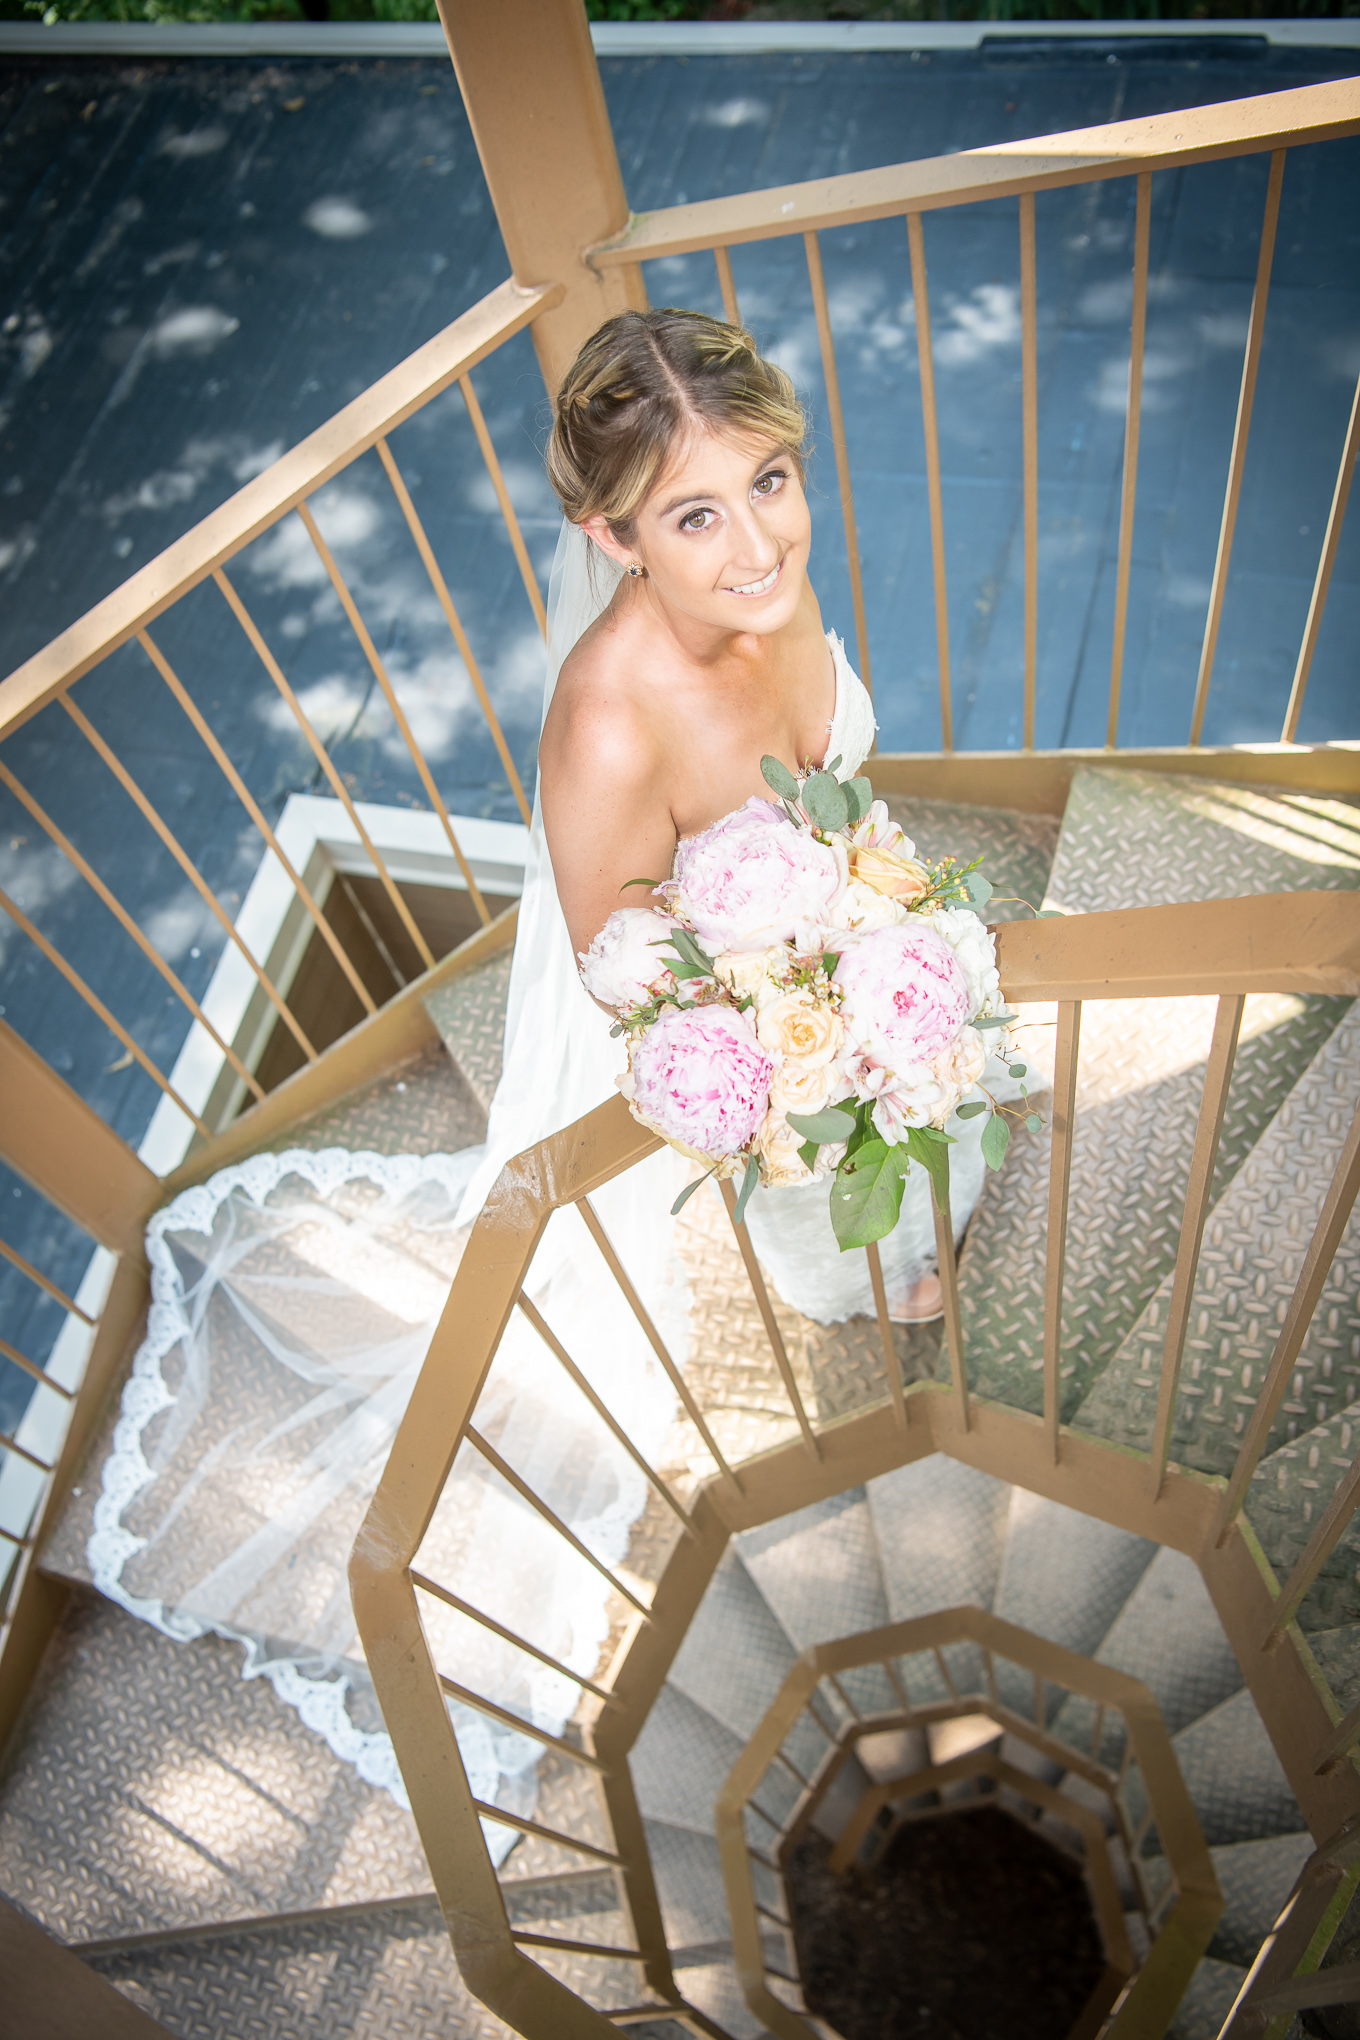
[671,798,845,952]
[834,922,971,1069]
[627,1005,773,1159]
[578,908,679,1012]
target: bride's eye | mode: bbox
[753,468,787,498]
[679,507,714,532]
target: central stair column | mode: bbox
[436,0,648,391]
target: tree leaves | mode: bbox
[980,1113,1010,1171]
[830,1138,906,1250]
[761,755,799,800]
[786,1103,858,1145]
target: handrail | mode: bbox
[590,79,1360,264]
[0,277,562,735]
[713,1606,1220,2040]
[1217,1815,1360,2038]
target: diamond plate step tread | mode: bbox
[422,951,514,1114]
[630,1683,747,1838]
[737,1487,895,1716]
[1247,1405,1360,1633]
[1051,1547,1244,1763]
[1170,1687,1306,1848]
[666,1550,799,1747]
[1204,1832,1315,1968]
[881,797,1060,927]
[1165,1955,1251,2040]
[1302,1625,1360,1712]
[866,1455,1014,1705]
[643,1820,733,1950]
[1072,1003,1360,1471]
[0,1592,432,1947]
[958,765,1359,1424]
[992,1490,1157,1663]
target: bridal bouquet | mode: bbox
[578,758,1036,1251]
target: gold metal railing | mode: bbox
[1217,1814,1360,2037]
[350,893,1360,2040]
[592,74,1360,789]
[713,1606,1219,2040]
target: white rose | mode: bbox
[826,878,908,936]
[578,908,678,1012]
[932,1025,987,1094]
[755,1110,816,1188]
[930,906,1001,1017]
[756,993,844,1070]
[768,1056,835,1119]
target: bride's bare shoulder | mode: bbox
[540,608,663,790]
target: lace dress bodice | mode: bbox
[824,630,878,780]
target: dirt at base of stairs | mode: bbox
[786,1806,1106,2040]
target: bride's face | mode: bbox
[585,424,811,635]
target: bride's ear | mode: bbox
[579,514,635,571]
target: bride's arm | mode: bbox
[539,666,679,963]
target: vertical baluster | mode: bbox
[1149,995,1245,1497]
[1043,1000,1082,1461]
[1108,170,1151,750]
[1019,191,1039,752]
[932,1182,970,1432]
[714,245,741,327]
[865,1241,907,1428]
[720,1177,821,1461]
[1216,1102,1360,1543]
[907,211,953,751]
[1189,149,1286,745]
[456,374,549,641]
[1281,363,1360,743]
[804,229,873,701]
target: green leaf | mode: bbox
[668,958,717,981]
[662,928,716,977]
[824,753,843,776]
[1034,909,1064,919]
[1008,1063,1027,1078]
[1026,1113,1043,1134]
[843,776,872,825]
[797,1139,819,1171]
[821,951,840,975]
[980,1113,1011,1172]
[830,1138,907,1251]
[974,1013,1016,1031]
[912,1124,955,1146]
[620,876,665,891]
[671,1165,718,1216]
[761,755,800,801]
[955,1100,988,1119]
[609,1022,624,1038]
[801,772,849,832]
[786,1104,858,1146]
[904,1126,951,1213]
[732,1152,760,1227]
[963,869,993,909]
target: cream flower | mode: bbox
[768,1056,835,1119]
[827,878,908,936]
[756,992,844,1069]
[715,945,788,1009]
[932,1025,987,1094]
[755,1111,816,1188]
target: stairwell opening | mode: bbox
[785,1802,1106,2040]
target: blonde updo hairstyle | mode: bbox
[546,308,807,544]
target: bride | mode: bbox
[472,305,960,1323]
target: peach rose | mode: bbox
[850,842,931,903]
[756,993,844,1069]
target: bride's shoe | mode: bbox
[889,1274,944,1325]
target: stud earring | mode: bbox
[627,561,645,579]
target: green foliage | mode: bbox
[760,755,800,802]
[830,1136,905,1250]
[980,1111,1010,1171]
[732,1151,760,1225]
[801,770,848,832]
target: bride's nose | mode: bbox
[727,501,780,571]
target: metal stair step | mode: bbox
[737,1488,895,1719]
[1050,1547,1244,1763]
[1170,1687,1307,1849]
[665,1548,805,1752]
[1165,1953,1252,2040]
[958,766,1359,1424]
[1072,1001,1360,1470]
[991,1489,1156,1670]
[630,1682,748,1839]
[866,1453,1014,1704]
[421,949,514,1114]
[1205,1831,1317,1969]
[881,796,1059,927]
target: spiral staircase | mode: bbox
[2,759,1358,2040]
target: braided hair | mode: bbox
[546,308,806,540]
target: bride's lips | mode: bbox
[722,557,783,599]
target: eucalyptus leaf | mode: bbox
[974,1013,1017,1031]
[786,1104,858,1146]
[843,776,872,825]
[821,951,840,975]
[761,755,800,801]
[671,1165,717,1216]
[964,870,993,909]
[830,1138,906,1251]
[797,1139,819,1172]
[1035,909,1065,919]
[954,1100,988,1119]
[621,876,665,891]
[668,958,716,981]
[608,1022,624,1038]
[732,1152,760,1227]
[904,1126,951,1213]
[665,928,716,977]
[1026,1113,1043,1134]
[824,753,843,776]
[1008,1063,1027,1078]
[802,772,849,832]
[980,1113,1011,1171]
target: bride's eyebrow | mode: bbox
[657,452,791,519]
